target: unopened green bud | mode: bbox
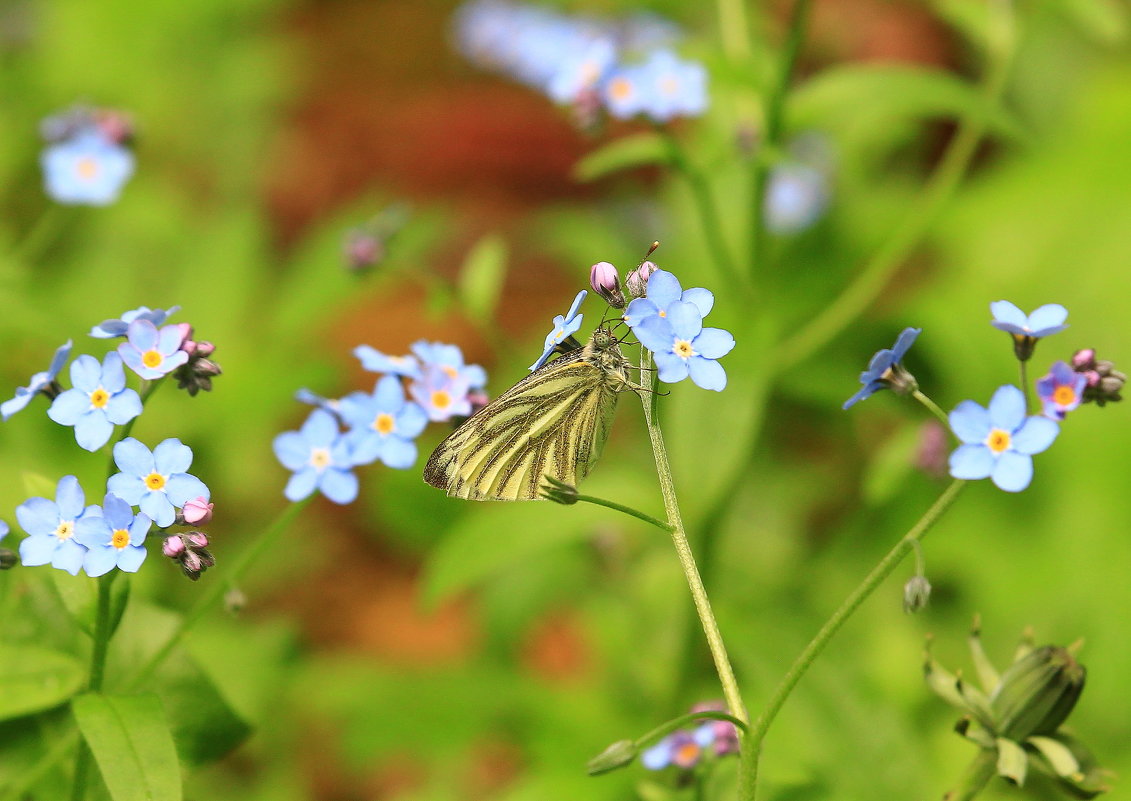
[903,575,931,614]
[0,548,16,570]
[991,645,1085,741]
[586,739,637,776]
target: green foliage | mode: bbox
[72,694,182,801]
[0,646,84,720]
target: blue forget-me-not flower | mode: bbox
[635,301,735,391]
[16,475,96,576]
[843,328,922,409]
[411,341,487,388]
[89,305,180,338]
[990,301,1068,361]
[354,345,422,379]
[948,385,1059,492]
[1037,361,1087,421]
[47,352,142,451]
[273,408,358,504]
[1,340,73,421]
[622,269,713,330]
[340,376,429,469]
[529,290,587,371]
[117,319,190,380]
[641,725,716,770]
[107,437,210,527]
[41,131,135,206]
[74,494,151,577]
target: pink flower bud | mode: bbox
[1072,348,1096,370]
[626,260,658,298]
[162,536,186,558]
[174,323,194,349]
[181,497,213,525]
[589,261,625,308]
[183,531,209,549]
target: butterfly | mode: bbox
[423,327,635,501]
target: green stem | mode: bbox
[659,131,745,293]
[574,494,673,532]
[636,710,749,750]
[737,479,966,799]
[773,23,1013,370]
[1018,360,1031,412]
[716,0,753,62]
[945,747,998,801]
[11,207,64,265]
[639,352,748,726]
[69,571,118,801]
[912,389,950,426]
[750,0,813,283]
[106,378,164,473]
[125,498,312,690]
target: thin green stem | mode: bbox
[639,351,747,726]
[659,131,745,293]
[1018,360,1031,411]
[574,494,673,532]
[912,389,950,426]
[773,22,1013,370]
[716,0,753,62]
[750,0,813,282]
[125,498,312,690]
[11,207,64,265]
[737,479,966,799]
[635,711,749,750]
[69,571,118,801]
[107,378,164,473]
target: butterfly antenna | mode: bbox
[639,240,660,267]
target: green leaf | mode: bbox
[572,132,670,182]
[72,693,182,801]
[50,572,131,638]
[789,64,1021,141]
[106,603,252,766]
[457,233,507,324]
[0,645,84,720]
[1058,0,1129,44]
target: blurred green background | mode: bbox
[1,0,1129,799]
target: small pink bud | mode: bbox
[589,261,625,308]
[626,260,658,298]
[183,531,209,549]
[181,497,213,525]
[1072,348,1096,370]
[162,536,186,558]
[468,388,490,416]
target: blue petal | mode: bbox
[948,401,990,444]
[349,434,381,466]
[565,289,587,321]
[688,356,726,391]
[285,467,319,501]
[396,402,429,438]
[462,364,487,388]
[105,389,142,425]
[48,340,73,377]
[379,436,417,469]
[653,351,690,383]
[640,741,672,770]
[680,287,713,317]
[117,343,149,376]
[889,328,921,361]
[55,476,85,520]
[622,297,657,329]
[274,431,310,470]
[114,438,154,475]
[115,544,147,573]
[74,517,111,548]
[47,389,89,426]
[83,546,117,578]
[1012,416,1059,455]
[1,390,34,420]
[53,540,87,576]
[102,494,134,529]
[127,319,160,351]
[1026,304,1068,336]
[372,375,404,409]
[949,444,994,479]
[107,473,147,505]
[693,723,716,747]
[140,493,175,528]
[69,355,101,392]
[128,514,151,546]
[319,468,359,504]
[666,301,703,340]
[694,327,735,359]
[154,438,193,474]
[645,270,682,307]
[101,352,127,393]
[19,535,56,566]
[990,300,1026,330]
[635,316,675,354]
[528,342,556,372]
[301,409,340,447]
[991,450,1033,492]
[842,383,879,410]
[157,324,185,355]
[165,474,209,506]
[16,497,59,536]
[74,411,113,451]
[988,385,1026,431]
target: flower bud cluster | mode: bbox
[163,527,215,581]
[174,333,222,396]
[1072,349,1124,406]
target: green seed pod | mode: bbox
[991,646,1085,741]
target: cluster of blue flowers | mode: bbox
[275,341,489,504]
[845,300,1120,492]
[39,105,136,206]
[2,305,216,577]
[452,0,706,124]
[640,702,738,771]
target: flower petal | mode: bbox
[74,411,113,452]
[396,402,429,438]
[52,540,87,576]
[990,300,1027,331]
[115,545,147,573]
[19,535,56,566]
[128,515,152,546]
[1026,304,1068,336]
[114,438,154,475]
[379,436,417,469]
[153,438,193,474]
[165,474,210,507]
[319,468,358,504]
[100,351,127,393]
[274,431,310,470]
[688,356,726,391]
[653,351,690,383]
[105,389,142,425]
[666,301,703,340]
[949,444,994,479]
[635,316,675,354]
[949,401,990,444]
[301,409,339,447]
[694,328,735,360]
[74,516,111,548]
[17,497,60,536]
[373,375,405,409]
[640,741,672,770]
[157,324,186,355]
[47,389,89,426]
[680,287,714,317]
[991,451,1033,492]
[69,355,102,392]
[645,270,682,307]
[140,493,175,528]
[127,319,160,351]
[107,473,147,505]
[83,546,117,578]
[1012,416,1059,455]
[55,476,85,519]
[988,385,1026,431]
[565,289,587,321]
[623,297,658,329]
[285,467,319,501]
[889,327,922,361]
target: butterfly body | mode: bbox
[423,328,633,501]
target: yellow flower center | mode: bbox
[145,472,167,491]
[54,521,74,541]
[658,310,667,318]
[142,349,164,369]
[1053,385,1076,406]
[373,412,395,435]
[986,429,1011,454]
[111,529,130,549]
[76,157,100,180]
[89,388,109,409]
[675,742,701,766]
[609,77,632,100]
[442,365,459,379]
[432,390,451,410]
[673,339,695,359]
[660,76,679,95]
[310,447,331,470]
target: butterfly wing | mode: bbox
[423,351,621,501]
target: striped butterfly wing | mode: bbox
[423,349,623,501]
